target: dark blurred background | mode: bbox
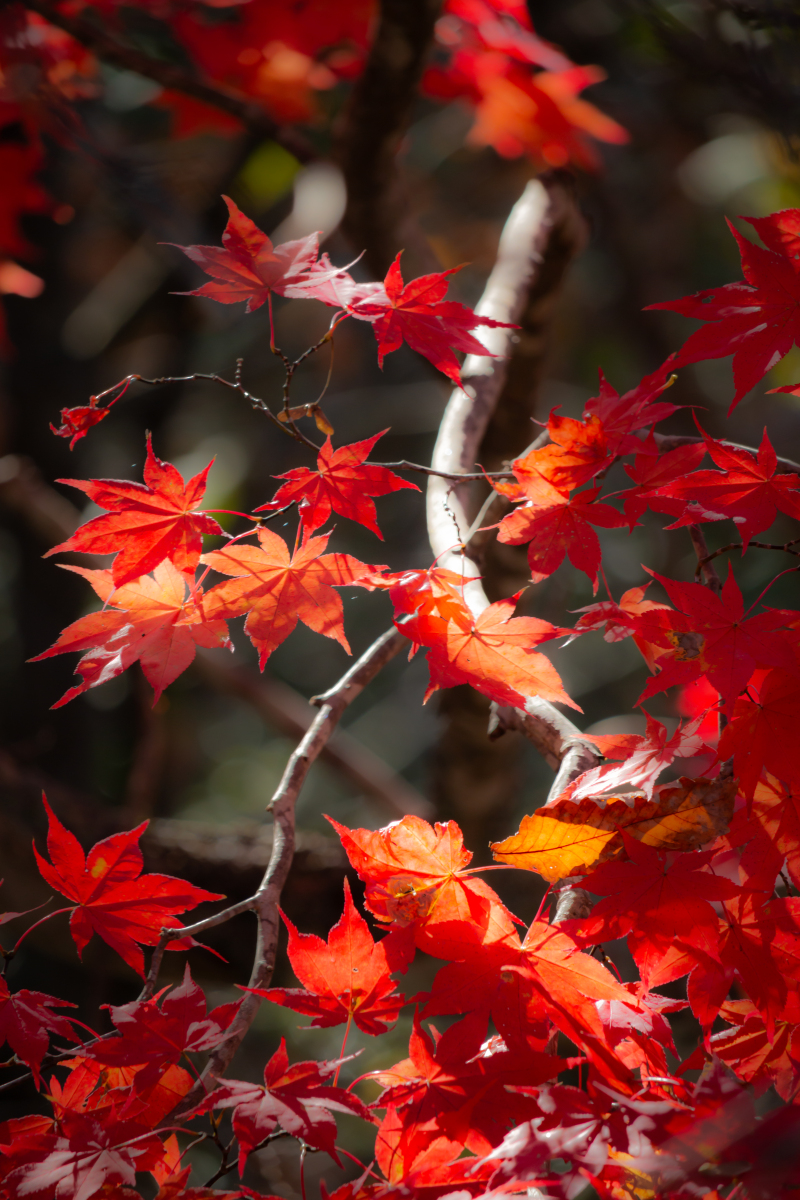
[1,0,800,1187]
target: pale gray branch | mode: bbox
[164,627,407,1122]
[425,177,602,803]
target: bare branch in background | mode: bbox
[0,455,423,824]
[426,175,602,804]
[193,651,431,820]
[0,455,82,547]
[338,0,443,275]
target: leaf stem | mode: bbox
[334,1013,353,1086]
[9,907,75,958]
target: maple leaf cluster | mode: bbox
[5,795,800,1200]
[0,0,628,353]
[5,69,800,1188]
[5,0,800,1191]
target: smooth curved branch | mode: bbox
[425,176,601,801]
[13,0,315,162]
[165,626,407,1122]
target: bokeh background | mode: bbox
[1,0,800,1188]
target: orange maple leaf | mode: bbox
[201,528,378,667]
[31,560,230,707]
[490,775,736,882]
[327,814,517,960]
[425,593,577,711]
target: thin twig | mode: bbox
[192,652,432,820]
[696,536,800,577]
[95,372,320,451]
[140,896,260,1001]
[375,461,515,481]
[12,0,315,162]
[164,626,407,1123]
[653,432,800,476]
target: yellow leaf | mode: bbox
[490,776,736,882]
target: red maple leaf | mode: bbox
[359,564,481,652]
[573,713,711,800]
[633,567,793,710]
[647,210,800,409]
[201,528,377,667]
[49,397,111,450]
[646,426,800,546]
[570,833,740,986]
[717,668,800,798]
[49,1056,194,1131]
[435,53,628,170]
[507,411,612,496]
[582,356,680,454]
[594,980,685,1081]
[31,560,231,707]
[84,966,239,1091]
[710,995,800,1100]
[372,1013,563,1156]
[257,431,418,538]
[568,580,676,676]
[0,977,79,1087]
[373,1102,494,1194]
[253,879,407,1035]
[617,436,707,529]
[201,1040,372,1172]
[3,1110,165,1200]
[328,814,517,960]
[479,1084,656,1195]
[711,1091,800,1200]
[688,893,790,1032]
[753,774,800,890]
[423,918,637,1090]
[44,435,222,587]
[347,253,516,385]
[33,798,223,976]
[496,482,627,588]
[171,195,345,312]
[423,592,578,711]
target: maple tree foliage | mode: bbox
[253,879,407,1035]
[649,210,800,410]
[257,431,418,540]
[13,178,800,1190]
[32,561,231,708]
[32,797,222,976]
[44,434,223,588]
[5,1,800,1193]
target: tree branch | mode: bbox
[192,651,432,821]
[689,524,723,594]
[0,454,426,825]
[337,0,442,275]
[653,433,800,476]
[425,175,602,803]
[11,0,315,162]
[165,626,407,1122]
